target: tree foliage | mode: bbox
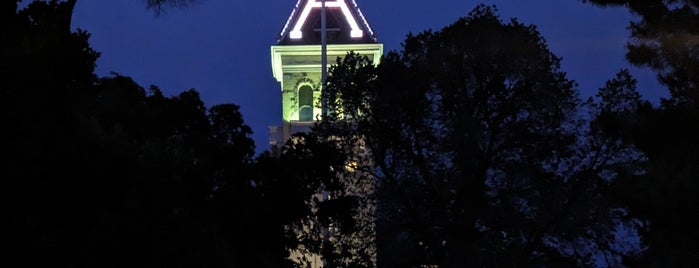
[318,4,643,267]
[1,2,268,267]
[144,0,200,15]
[584,1,699,266]
[252,133,373,268]
[584,0,699,104]
[9,0,699,267]
[3,2,367,267]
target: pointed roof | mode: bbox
[277,0,377,45]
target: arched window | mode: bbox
[298,85,313,121]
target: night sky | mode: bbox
[70,0,665,155]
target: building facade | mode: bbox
[269,0,383,148]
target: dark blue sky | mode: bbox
[71,0,664,155]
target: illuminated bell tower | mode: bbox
[269,0,383,148]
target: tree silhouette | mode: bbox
[2,2,258,267]
[8,1,683,267]
[584,1,699,266]
[584,0,699,104]
[318,4,642,267]
[244,132,365,267]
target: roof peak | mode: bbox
[277,0,377,45]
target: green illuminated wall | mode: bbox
[271,43,383,123]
